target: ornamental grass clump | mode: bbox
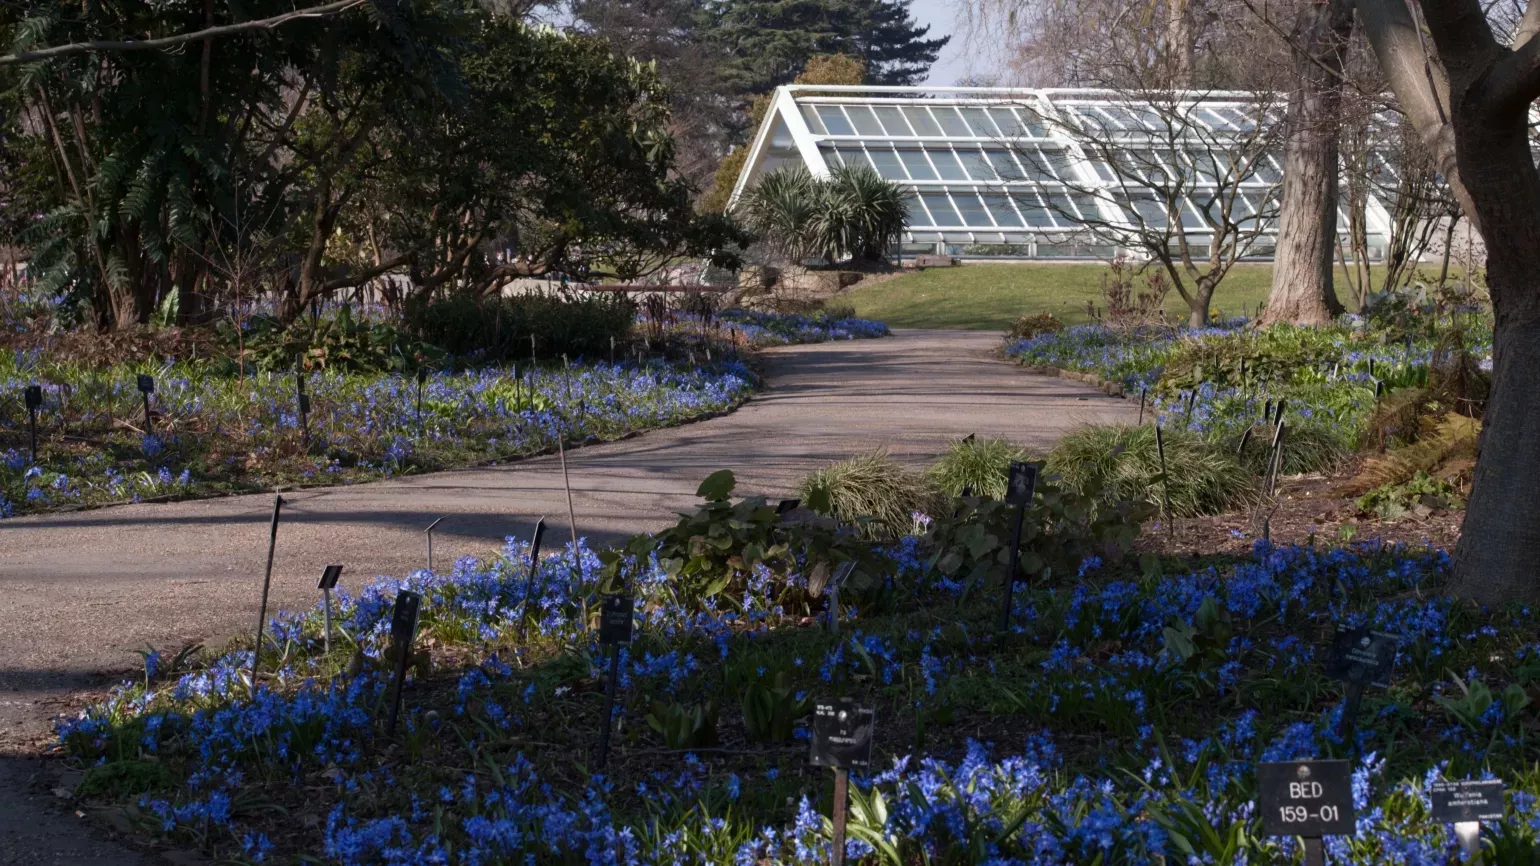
[799,449,942,539]
[925,435,1033,499]
[1045,423,1252,517]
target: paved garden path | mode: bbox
[0,328,1129,862]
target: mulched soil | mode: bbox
[1141,456,1465,558]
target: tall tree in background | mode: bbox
[1259,0,1353,325]
[568,0,733,187]
[707,0,945,95]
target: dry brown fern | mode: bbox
[1345,414,1481,495]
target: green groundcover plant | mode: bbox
[54,464,1540,865]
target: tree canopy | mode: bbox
[1,2,743,328]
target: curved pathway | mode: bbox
[0,329,1129,739]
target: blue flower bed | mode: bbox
[58,527,1540,864]
[716,309,890,345]
[0,356,755,517]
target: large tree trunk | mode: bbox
[1261,0,1352,326]
[1448,121,1540,605]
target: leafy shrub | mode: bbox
[926,436,1033,499]
[230,306,435,373]
[739,165,907,264]
[922,477,1152,590]
[1007,313,1064,340]
[1045,424,1252,517]
[604,470,883,609]
[800,450,942,540]
[1223,420,1351,477]
[410,291,636,364]
[1357,471,1462,519]
[1349,414,1480,494]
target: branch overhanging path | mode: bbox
[0,0,368,66]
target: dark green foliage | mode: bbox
[604,470,884,609]
[738,671,809,742]
[645,699,720,749]
[926,436,1034,499]
[1045,424,1253,518]
[230,306,439,374]
[707,0,948,93]
[799,450,942,540]
[921,479,1153,590]
[77,760,175,798]
[409,292,636,364]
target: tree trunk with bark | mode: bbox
[1262,0,1353,326]
[1350,0,1540,604]
[1446,123,1540,605]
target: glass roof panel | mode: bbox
[930,148,969,181]
[845,106,884,136]
[1128,196,1169,228]
[1072,193,1103,222]
[899,149,938,180]
[921,192,962,225]
[952,190,995,227]
[817,106,854,136]
[1014,192,1055,226]
[989,107,1027,138]
[1017,106,1051,137]
[905,107,944,137]
[873,106,913,136]
[819,145,843,167]
[959,107,999,138]
[986,149,1024,181]
[904,194,933,226]
[1013,147,1055,183]
[800,106,827,135]
[867,147,908,179]
[1046,193,1078,222]
[933,107,973,137]
[958,148,995,181]
[836,147,872,170]
[981,193,1024,226]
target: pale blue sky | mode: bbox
[908,0,995,85]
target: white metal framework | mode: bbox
[729,85,1396,259]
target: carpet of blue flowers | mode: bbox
[57,491,1540,864]
[0,355,756,518]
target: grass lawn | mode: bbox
[846,262,1452,331]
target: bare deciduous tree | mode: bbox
[1027,90,1285,326]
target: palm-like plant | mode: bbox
[739,165,908,265]
[737,167,823,262]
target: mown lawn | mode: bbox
[847,262,1455,331]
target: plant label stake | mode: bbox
[24,385,42,463]
[317,565,343,653]
[1154,426,1174,539]
[827,561,857,635]
[1137,387,1147,424]
[1273,399,1287,425]
[1266,421,1288,498]
[1324,627,1398,751]
[252,495,284,687]
[609,335,615,364]
[1430,778,1505,862]
[424,516,446,572]
[558,435,579,552]
[810,699,875,866]
[1258,760,1356,866]
[1237,424,1254,457]
[295,356,310,448]
[595,592,634,770]
[519,517,548,635]
[999,461,1039,631]
[386,590,422,736]
[137,374,155,434]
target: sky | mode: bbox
[909,0,998,86]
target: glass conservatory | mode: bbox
[728,85,1397,260]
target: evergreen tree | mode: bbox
[707,0,945,95]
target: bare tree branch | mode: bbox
[0,0,368,67]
